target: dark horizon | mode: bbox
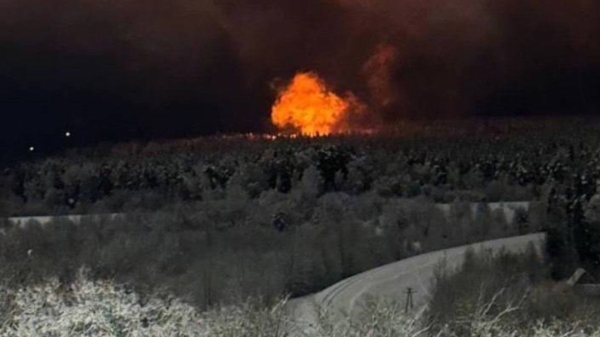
[1,0,599,160]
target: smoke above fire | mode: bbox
[1,0,599,141]
[362,44,400,110]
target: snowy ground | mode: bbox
[2,202,539,335]
[5,213,124,228]
[4,201,530,228]
[434,201,530,224]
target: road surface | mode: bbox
[4,213,124,228]
[285,232,545,335]
[3,206,542,335]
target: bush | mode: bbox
[3,259,600,336]
[426,244,600,336]
[0,269,207,337]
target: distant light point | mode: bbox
[29,146,35,152]
[65,131,71,137]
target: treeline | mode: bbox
[2,117,600,217]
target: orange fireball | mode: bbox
[271,72,351,136]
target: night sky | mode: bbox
[1,0,599,158]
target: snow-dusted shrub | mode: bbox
[0,269,209,337]
[4,268,600,337]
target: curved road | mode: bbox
[285,232,546,335]
[4,205,541,335]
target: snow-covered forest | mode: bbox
[1,117,600,309]
[1,117,597,216]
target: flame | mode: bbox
[271,72,354,136]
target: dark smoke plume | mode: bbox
[1,0,599,149]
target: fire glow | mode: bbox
[271,72,356,137]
